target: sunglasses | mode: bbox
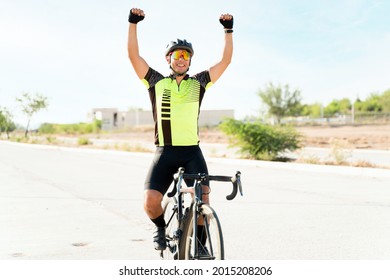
[170,50,192,61]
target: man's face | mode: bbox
[167,49,192,74]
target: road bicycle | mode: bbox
[160,167,243,260]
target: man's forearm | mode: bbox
[221,31,233,66]
[128,24,140,61]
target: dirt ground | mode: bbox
[99,124,390,151]
[296,124,390,150]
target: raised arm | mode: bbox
[209,14,234,83]
[127,8,149,79]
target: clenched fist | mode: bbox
[128,8,145,24]
[219,14,233,29]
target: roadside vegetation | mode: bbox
[219,119,302,161]
[1,86,389,168]
[15,92,49,138]
[219,84,389,162]
[39,120,102,135]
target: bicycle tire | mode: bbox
[161,196,179,260]
[180,203,224,260]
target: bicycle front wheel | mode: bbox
[161,196,179,260]
[180,203,224,260]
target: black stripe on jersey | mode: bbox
[162,120,172,145]
[161,89,172,145]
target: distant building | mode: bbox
[88,108,234,131]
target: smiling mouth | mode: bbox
[175,63,188,72]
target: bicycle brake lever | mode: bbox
[237,179,243,196]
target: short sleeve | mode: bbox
[142,68,164,89]
[192,71,213,90]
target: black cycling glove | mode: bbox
[219,17,233,29]
[128,10,145,24]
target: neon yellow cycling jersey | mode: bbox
[142,67,213,146]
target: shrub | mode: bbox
[219,118,302,160]
[77,137,91,145]
[39,123,58,134]
[39,122,101,135]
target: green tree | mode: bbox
[258,82,302,123]
[324,98,351,117]
[378,90,390,112]
[355,93,382,112]
[0,107,16,139]
[15,92,49,138]
[353,98,364,112]
[300,103,323,118]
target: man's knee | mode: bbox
[144,190,163,215]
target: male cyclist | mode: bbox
[127,7,233,253]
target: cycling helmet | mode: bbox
[165,39,194,57]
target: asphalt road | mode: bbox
[1,141,390,260]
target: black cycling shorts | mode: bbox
[144,145,209,195]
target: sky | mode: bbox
[1,0,389,128]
